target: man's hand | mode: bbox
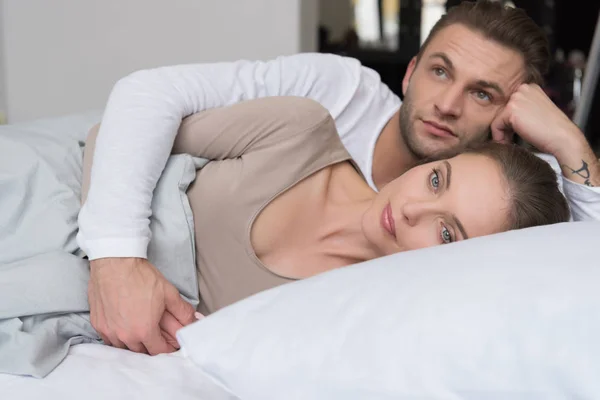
[88,257,197,355]
[491,83,600,187]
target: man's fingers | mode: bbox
[143,327,177,356]
[108,334,127,350]
[491,107,512,143]
[87,258,181,356]
[124,340,149,354]
[499,130,514,144]
[160,311,183,348]
[98,332,112,347]
[164,285,196,327]
[91,293,126,350]
[161,329,180,349]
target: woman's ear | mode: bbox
[402,56,418,96]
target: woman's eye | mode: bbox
[429,169,440,190]
[441,225,453,244]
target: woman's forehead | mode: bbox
[447,153,511,236]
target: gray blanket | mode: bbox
[0,113,206,378]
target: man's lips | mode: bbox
[422,120,456,138]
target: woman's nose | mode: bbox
[401,201,438,226]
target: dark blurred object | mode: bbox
[572,12,600,153]
[514,0,557,53]
[398,0,422,57]
[318,0,421,96]
[554,1,600,60]
[544,49,586,120]
[319,25,360,53]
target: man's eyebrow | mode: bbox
[429,52,454,72]
[474,80,505,98]
[429,52,506,99]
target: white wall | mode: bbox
[0,1,6,122]
[300,0,319,52]
[0,0,318,123]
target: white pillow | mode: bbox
[178,221,600,399]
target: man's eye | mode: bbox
[475,90,491,101]
[441,225,453,244]
[433,67,446,77]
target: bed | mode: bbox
[0,344,238,400]
[1,111,599,399]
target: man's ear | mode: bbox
[402,56,418,96]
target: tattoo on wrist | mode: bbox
[562,160,594,187]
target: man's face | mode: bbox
[400,23,526,159]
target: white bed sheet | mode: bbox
[0,343,239,400]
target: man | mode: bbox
[78,1,600,355]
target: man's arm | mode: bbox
[78,53,365,354]
[556,143,600,188]
[78,53,363,260]
[491,83,600,221]
[555,141,600,222]
[546,127,600,222]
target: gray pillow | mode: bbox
[147,154,208,306]
[0,113,204,377]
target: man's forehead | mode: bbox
[422,24,526,91]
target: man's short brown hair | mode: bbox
[418,0,550,86]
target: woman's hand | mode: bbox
[88,257,197,355]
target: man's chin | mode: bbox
[409,136,462,160]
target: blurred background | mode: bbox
[0,0,598,150]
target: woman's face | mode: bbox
[362,153,510,255]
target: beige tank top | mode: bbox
[172,97,352,315]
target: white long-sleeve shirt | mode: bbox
[77,53,600,260]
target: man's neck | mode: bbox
[371,109,418,190]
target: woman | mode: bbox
[83,96,569,316]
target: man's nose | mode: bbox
[435,84,464,118]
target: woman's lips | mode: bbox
[381,203,396,238]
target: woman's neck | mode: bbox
[315,163,380,264]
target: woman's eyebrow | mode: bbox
[451,214,469,240]
[443,161,469,240]
[443,160,452,191]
